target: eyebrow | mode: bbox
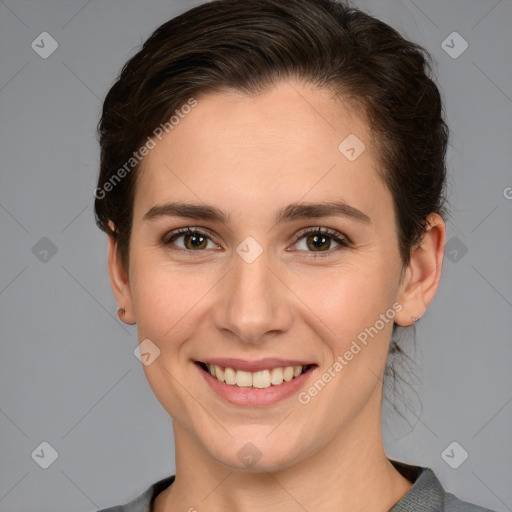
[143,200,371,225]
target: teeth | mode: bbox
[270,367,284,385]
[236,370,252,387]
[215,365,224,382]
[224,367,237,385]
[205,364,308,388]
[252,370,271,389]
[283,366,294,382]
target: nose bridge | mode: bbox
[212,244,291,343]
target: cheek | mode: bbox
[129,262,210,407]
[291,261,397,343]
[293,267,399,413]
[129,255,218,343]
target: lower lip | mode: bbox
[195,363,317,406]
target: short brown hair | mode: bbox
[94,0,448,276]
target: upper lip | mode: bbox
[196,358,317,372]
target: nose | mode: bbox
[211,248,293,344]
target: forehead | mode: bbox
[134,81,390,221]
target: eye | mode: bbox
[290,227,349,257]
[162,227,219,251]
[161,226,349,256]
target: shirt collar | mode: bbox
[388,458,445,511]
[145,459,445,511]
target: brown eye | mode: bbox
[163,228,217,251]
[292,227,349,256]
[182,232,208,250]
[305,233,332,251]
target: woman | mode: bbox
[93,0,497,510]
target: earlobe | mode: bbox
[106,224,136,325]
[394,214,446,327]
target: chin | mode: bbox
[205,432,307,473]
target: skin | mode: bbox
[107,80,446,511]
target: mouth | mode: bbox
[195,361,318,389]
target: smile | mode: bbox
[194,358,319,406]
[197,362,315,389]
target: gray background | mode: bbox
[0,0,511,511]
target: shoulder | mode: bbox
[444,492,498,512]
[96,475,175,512]
[388,459,497,512]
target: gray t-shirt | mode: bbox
[97,459,497,511]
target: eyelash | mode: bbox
[291,227,350,257]
[162,226,350,258]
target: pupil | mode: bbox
[186,233,206,249]
[309,234,329,251]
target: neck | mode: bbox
[154,390,412,512]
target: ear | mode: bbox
[107,222,136,325]
[394,214,446,327]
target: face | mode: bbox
[109,80,437,472]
